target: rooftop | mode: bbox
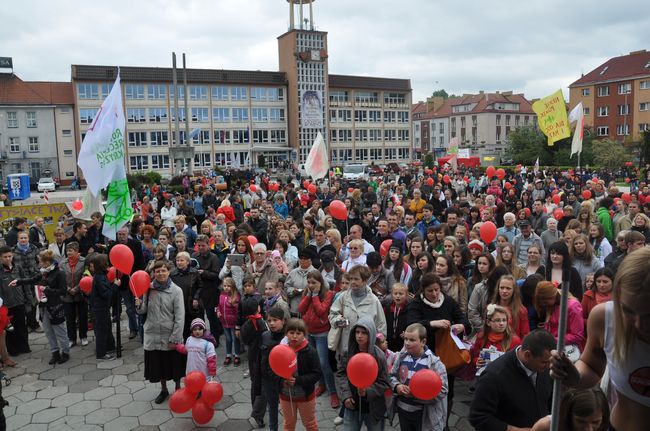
[0,74,73,105]
[570,49,650,87]
[328,74,411,91]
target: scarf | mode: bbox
[350,286,368,307]
[68,256,79,287]
[265,293,281,312]
[40,263,56,275]
[152,278,172,291]
[290,338,309,353]
[246,313,263,331]
[487,331,505,346]
[16,243,30,253]
[421,292,444,309]
[438,275,451,295]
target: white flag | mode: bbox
[304,132,329,180]
[568,102,584,158]
[534,157,539,174]
[77,73,132,240]
[78,75,126,197]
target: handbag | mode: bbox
[327,295,345,351]
[435,329,470,374]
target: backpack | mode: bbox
[201,331,218,349]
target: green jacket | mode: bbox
[596,207,614,242]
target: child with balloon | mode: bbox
[389,322,448,431]
[260,306,288,431]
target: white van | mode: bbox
[342,164,368,183]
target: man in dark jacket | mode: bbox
[5,217,27,248]
[469,330,556,431]
[0,245,33,357]
[109,226,146,339]
[192,235,223,339]
[65,222,94,256]
[305,226,337,269]
[245,207,268,245]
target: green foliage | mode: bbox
[144,172,162,185]
[424,153,434,169]
[592,139,630,170]
[257,154,266,168]
[432,89,449,99]
[639,130,650,167]
[505,125,595,166]
[127,172,162,191]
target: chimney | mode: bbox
[629,49,647,55]
[426,96,445,113]
[502,91,513,96]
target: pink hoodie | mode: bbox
[543,298,585,349]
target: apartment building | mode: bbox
[569,49,650,141]
[0,72,76,185]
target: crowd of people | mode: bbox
[0,162,649,431]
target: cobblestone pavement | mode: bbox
[4,319,474,430]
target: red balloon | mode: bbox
[79,276,93,294]
[486,166,496,178]
[107,267,117,283]
[504,182,512,190]
[409,369,443,400]
[329,200,348,221]
[625,178,631,183]
[201,382,224,405]
[552,189,559,196]
[244,211,251,218]
[109,244,134,275]
[247,235,258,246]
[169,388,195,414]
[553,208,564,221]
[443,175,451,184]
[308,184,317,194]
[191,399,214,425]
[269,344,297,379]
[426,178,434,186]
[72,199,83,211]
[163,192,170,199]
[250,184,257,193]
[463,176,469,183]
[524,208,531,218]
[185,371,207,394]
[425,168,433,175]
[380,239,392,258]
[552,194,561,205]
[479,221,497,244]
[347,352,378,389]
[582,190,592,200]
[347,187,354,193]
[622,192,632,203]
[496,168,506,180]
[129,270,151,298]
[303,180,310,189]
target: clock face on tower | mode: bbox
[310,49,321,61]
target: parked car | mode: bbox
[37,177,56,192]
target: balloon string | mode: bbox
[289,390,295,417]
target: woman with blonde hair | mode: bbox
[490,274,529,339]
[577,206,594,234]
[571,234,602,286]
[562,229,578,254]
[631,212,650,243]
[551,247,650,431]
[326,228,343,264]
[496,243,526,280]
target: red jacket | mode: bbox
[297,290,334,335]
[216,206,236,223]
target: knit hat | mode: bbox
[468,240,485,252]
[271,250,281,259]
[190,318,206,330]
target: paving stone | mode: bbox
[38,367,69,381]
[82,369,112,381]
[68,364,95,374]
[216,394,235,410]
[14,390,37,402]
[31,406,67,423]
[3,383,23,397]
[22,379,52,392]
[101,393,133,408]
[99,374,128,387]
[16,398,50,415]
[16,424,48,431]
[67,399,101,416]
[83,386,115,401]
[9,373,38,386]
[36,385,68,399]
[52,374,83,387]
[224,402,253,420]
[6,414,31,430]
[111,363,140,375]
[139,409,172,426]
[132,427,159,431]
[132,386,159,401]
[97,358,124,369]
[119,400,151,417]
[51,392,84,407]
[85,407,120,424]
[159,417,196,431]
[104,416,140,431]
[68,380,97,393]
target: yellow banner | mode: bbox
[0,203,73,243]
[532,89,571,146]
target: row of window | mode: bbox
[77,83,284,102]
[596,123,650,136]
[330,147,411,162]
[129,152,250,171]
[329,91,408,105]
[5,162,44,179]
[330,129,410,142]
[584,82,643,97]
[6,136,40,153]
[123,129,287,147]
[595,103,649,116]
[5,111,38,128]
[329,109,410,123]
[123,107,286,123]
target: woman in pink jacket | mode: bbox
[296,269,338,408]
[534,281,585,355]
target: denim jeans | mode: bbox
[308,333,337,395]
[223,328,240,357]
[343,407,384,431]
[263,379,279,431]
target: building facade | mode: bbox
[0,73,76,185]
[569,49,650,141]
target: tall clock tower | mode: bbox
[278,0,329,165]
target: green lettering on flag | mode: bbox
[104,178,133,234]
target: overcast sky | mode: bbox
[3,0,649,102]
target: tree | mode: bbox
[424,153,434,168]
[432,89,449,99]
[504,126,551,165]
[592,139,630,170]
[257,154,266,168]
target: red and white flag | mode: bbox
[568,102,584,158]
[304,132,329,180]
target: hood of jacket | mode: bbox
[347,315,379,358]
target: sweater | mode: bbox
[297,290,334,335]
[542,299,585,349]
[279,339,322,402]
[581,290,611,319]
[177,335,216,376]
[217,292,240,328]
